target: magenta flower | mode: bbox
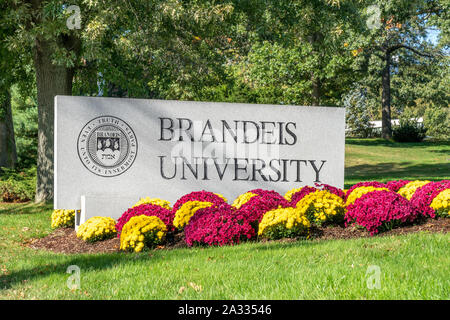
[116,203,174,237]
[386,180,411,192]
[172,191,226,213]
[345,190,420,235]
[345,181,387,201]
[315,183,345,199]
[289,186,318,206]
[409,180,450,218]
[185,204,255,247]
[237,191,290,226]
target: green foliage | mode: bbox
[392,119,427,142]
[11,85,38,168]
[344,86,377,138]
[0,166,36,202]
[424,106,450,140]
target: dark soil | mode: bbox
[28,218,449,255]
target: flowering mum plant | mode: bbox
[120,215,167,252]
[386,180,410,192]
[284,186,317,205]
[173,200,213,230]
[344,181,387,202]
[314,183,345,199]
[184,204,254,247]
[132,197,171,210]
[430,189,450,217]
[116,203,174,237]
[345,190,419,235]
[51,209,76,228]
[258,207,310,240]
[410,180,450,218]
[237,191,290,228]
[398,180,431,200]
[77,216,116,243]
[345,186,390,206]
[172,191,227,213]
[232,192,258,209]
[172,191,227,229]
[296,190,346,225]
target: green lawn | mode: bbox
[0,139,449,299]
[345,139,450,187]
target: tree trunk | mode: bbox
[311,73,321,106]
[33,37,75,202]
[0,89,18,168]
[381,52,392,139]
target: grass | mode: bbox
[345,139,450,187]
[0,138,449,299]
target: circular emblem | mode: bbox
[77,115,138,177]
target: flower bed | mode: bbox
[51,179,449,252]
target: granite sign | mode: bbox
[54,96,345,227]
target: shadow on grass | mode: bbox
[346,138,450,149]
[0,238,322,290]
[345,162,450,182]
[0,202,53,216]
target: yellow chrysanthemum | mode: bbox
[398,180,431,200]
[297,190,346,225]
[345,186,390,206]
[120,215,167,252]
[173,201,213,229]
[51,209,76,228]
[258,207,310,239]
[132,197,171,210]
[232,192,258,209]
[76,216,116,242]
[284,188,304,202]
[430,189,450,217]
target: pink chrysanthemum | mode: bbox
[409,180,450,218]
[345,190,420,235]
[185,204,254,247]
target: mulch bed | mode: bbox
[27,218,449,255]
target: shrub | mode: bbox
[120,215,167,252]
[398,180,431,200]
[345,190,419,235]
[76,217,117,242]
[423,106,449,140]
[284,186,317,205]
[296,190,346,225]
[51,209,76,228]
[258,207,310,239]
[392,118,426,142]
[116,203,174,236]
[430,189,450,217]
[0,167,36,202]
[410,180,450,218]
[185,204,254,247]
[172,191,227,229]
[132,197,171,210]
[345,186,390,206]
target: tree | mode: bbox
[0,3,18,168]
[352,0,445,139]
[5,0,236,201]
